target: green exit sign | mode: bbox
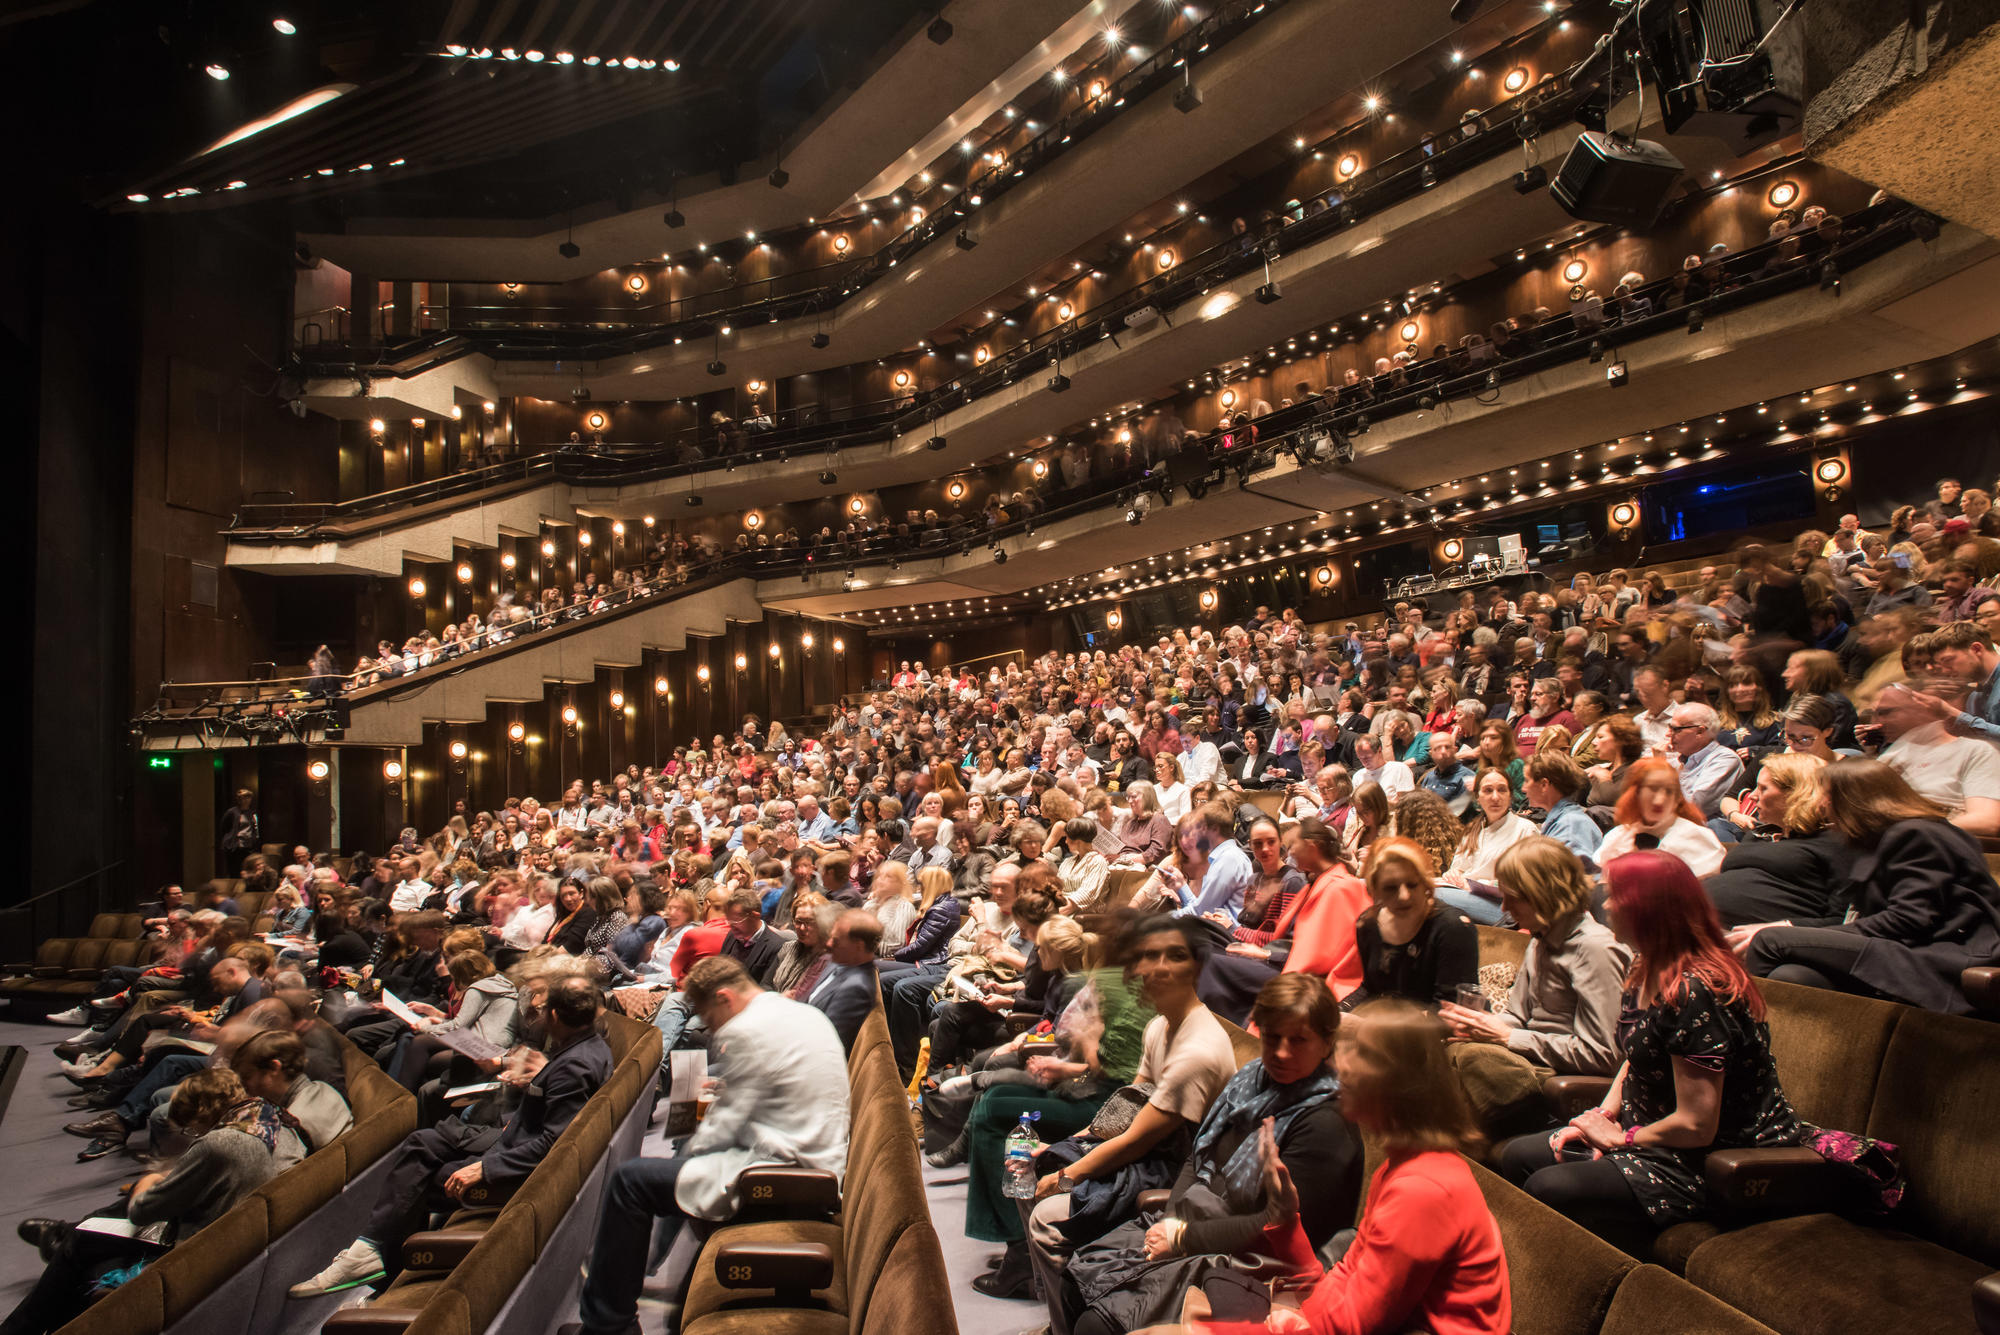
[146,756,174,770]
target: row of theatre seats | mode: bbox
[3,880,308,1013]
[320,1005,957,1335]
[1473,927,1997,1335]
[27,997,953,1335]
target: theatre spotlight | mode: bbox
[558,239,580,259]
[1513,164,1548,193]
[810,332,830,349]
[768,166,790,189]
[819,469,838,485]
[663,208,685,228]
[928,15,954,44]
[1685,308,1704,334]
[955,230,979,251]
[707,360,726,375]
[1606,359,1629,389]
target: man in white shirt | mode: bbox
[1667,703,1744,819]
[1631,666,1675,756]
[388,859,431,914]
[571,956,849,1335]
[1875,684,2000,835]
[1352,734,1415,802]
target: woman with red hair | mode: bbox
[1495,851,1801,1243]
[1591,757,1728,877]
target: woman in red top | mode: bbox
[1195,820,1373,1025]
[1187,1000,1510,1335]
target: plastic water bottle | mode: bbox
[1001,1111,1041,1199]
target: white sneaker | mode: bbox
[47,1006,88,1025]
[288,1240,386,1298]
[59,1057,99,1076]
[66,1028,104,1044]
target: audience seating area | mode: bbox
[319,1012,663,1335]
[673,1007,956,1335]
[54,1031,415,1335]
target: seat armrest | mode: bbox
[1963,966,2000,1015]
[457,1177,520,1209]
[321,1309,420,1335]
[715,1240,837,1303]
[400,1229,486,1271]
[733,1166,841,1221]
[1542,1075,1614,1121]
[1973,1271,2000,1335]
[1005,1013,1042,1035]
[1136,1190,1172,1215]
[1704,1146,1834,1212]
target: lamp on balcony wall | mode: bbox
[975,346,990,364]
[1503,66,1530,93]
[382,758,404,784]
[1562,258,1588,283]
[1815,455,1848,501]
[1609,500,1639,540]
[1336,153,1360,179]
[1199,588,1218,611]
[577,530,592,547]
[507,721,526,746]
[456,563,473,582]
[541,538,556,557]
[832,637,845,655]
[801,632,814,654]
[501,551,517,569]
[744,511,762,530]
[585,410,607,432]
[608,690,624,710]
[1399,319,1420,343]
[1441,537,1464,562]
[833,234,849,254]
[1221,389,1237,410]
[625,273,646,293]
[1768,180,1800,210]
[733,653,748,673]
[946,480,967,502]
[307,759,330,783]
[697,664,712,690]
[1057,301,1074,321]
[1157,248,1176,270]
[1105,608,1123,633]
[655,675,670,696]
[1031,459,1048,478]
[408,577,427,598]
[893,369,912,390]
[1314,563,1339,588]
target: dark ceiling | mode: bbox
[5,0,929,223]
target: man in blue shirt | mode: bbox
[1918,620,2000,745]
[1420,734,1472,807]
[1524,752,1604,866]
[1167,805,1253,922]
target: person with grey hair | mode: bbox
[1668,701,1743,819]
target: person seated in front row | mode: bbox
[288,976,611,1298]
[567,956,849,1335]
[7,1070,290,1335]
[1158,1000,1511,1335]
[1440,837,1631,1140]
[1058,974,1363,1335]
[1015,915,1239,1309]
[1733,759,2000,1015]
[1495,851,1804,1250]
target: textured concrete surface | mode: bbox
[1805,0,2000,238]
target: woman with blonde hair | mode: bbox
[1229,1000,1509,1334]
[1442,837,1631,1136]
[1151,752,1190,823]
[1349,839,1477,1007]
[865,861,918,953]
[1340,780,1390,865]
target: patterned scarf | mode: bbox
[1189,1059,1339,1206]
[219,1097,301,1154]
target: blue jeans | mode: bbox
[577,1155,703,1334]
[116,1053,206,1128]
[1436,886,1506,926]
[651,996,708,1064]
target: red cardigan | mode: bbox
[1275,868,1372,998]
[1199,1151,1509,1335]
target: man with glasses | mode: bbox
[1666,703,1743,819]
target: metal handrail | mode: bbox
[0,861,129,962]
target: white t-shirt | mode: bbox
[1882,723,2000,814]
[1135,1005,1238,1125]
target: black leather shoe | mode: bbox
[65,1112,126,1139]
[17,1219,65,1262]
[971,1242,1033,1300]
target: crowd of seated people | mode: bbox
[21,466,2000,1333]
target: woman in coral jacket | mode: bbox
[1167,999,1510,1335]
[1196,818,1372,1026]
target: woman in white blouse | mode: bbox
[1592,757,1728,878]
[1446,769,1541,887]
[1151,753,1190,824]
[866,861,919,954]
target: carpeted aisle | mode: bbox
[923,1161,1047,1335]
[0,1016,154,1315]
